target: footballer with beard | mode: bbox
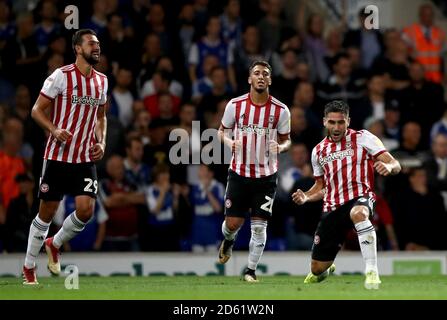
[22,29,108,285]
[218,60,291,282]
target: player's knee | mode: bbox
[310,261,329,275]
[76,203,94,222]
[39,201,60,220]
[350,207,368,223]
[225,220,241,232]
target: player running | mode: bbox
[218,60,291,282]
[22,29,108,285]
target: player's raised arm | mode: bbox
[31,94,73,143]
[374,152,401,176]
[292,177,324,205]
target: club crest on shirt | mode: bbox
[269,115,275,123]
[40,183,49,193]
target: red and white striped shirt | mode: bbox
[311,129,386,212]
[40,64,108,163]
[221,93,290,178]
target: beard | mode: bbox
[82,51,100,65]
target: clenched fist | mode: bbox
[292,189,308,205]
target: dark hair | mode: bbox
[248,60,272,75]
[152,163,170,181]
[358,7,369,19]
[125,133,142,149]
[72,29,97,55]
[324,100,349,117]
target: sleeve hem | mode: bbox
[40,91,55,100]
[221,122,232,129]
[373,150,386,158]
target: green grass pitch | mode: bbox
[1,275,446,300]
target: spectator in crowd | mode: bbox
[390,167,446,250]
[371,36,411,91]
[430,104,447,141]
[82,0,108,37]
[392,121,428,171]
[3,12,42,92]
[109,67,135,129]
[188,15,237,91]
[143,70,181,119]
[383,100,401,143]
[297,1,329,82]
[137,33,163,90]
[423,133,447,208]
[291,81,320,127]
[99,155,145,251]
[364,117,399,152]
[191,54,219,104]
[124,134,151,192]
[35,0,61,54]
[178,3,196,62]
[256,0,285,52]
[317,52,365,107]
[143,3,171,54]
[289,106,322,152]
[128,108,151,146]
[197,66,232,120]
[402,3,446,83]
[101,13,136,71]
[3,172,37,252]
[270,48,300,106]
[190,164,225,252]
[343,7,383,70]
[398,62,444,148]
[350,74,388,130]
[220,0,242,45]
[141,56,183,101]
[144,164,181,251]
[0,117,27,212]
[143,118,170,167]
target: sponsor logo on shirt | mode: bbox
[319,149,354,166]
[71,94,100,107]
[239,124,271,136]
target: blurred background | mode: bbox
[1,0,447,259]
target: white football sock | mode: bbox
[247,220,267,271]
[24,215,51,268]
[53,211,86,249]
[355,220,378,273]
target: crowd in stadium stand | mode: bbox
[1,0,447,253]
